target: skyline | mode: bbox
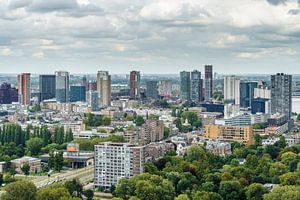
[0,0,300,74]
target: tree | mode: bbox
[26,137,43,156]
[65,128,73,143]
[264,185,300,200]
[83,189,94,200]
[245,183,268,200]
[219,181,244,200]
[186,145,207,162]
[114,178,135,200]
[54,151,64,172]
[279,172,300,186]
[192,191,222,200]
[164,127,170,139]
[175,194,189,200]
[36,184,72,200]
[134,116,145,126]
[21,162,30,176]
[2,180,37,200]
[64,179,83,197]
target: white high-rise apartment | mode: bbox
[97,71,111,108]
[224,75,240,105]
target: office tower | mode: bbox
[17,73,31,105]
[180,71,191,101]
[55,71,69,103]
[224,75,240,105]
[87,91,99,111]
[146,81,158,99]
[191,70,204,102]
[0,83,18,104]
[70,85,86,102]
[254,87,271,99]
[81,75,88,91]
[251,98,271,114]
[204,65,213,101]
[39,75,56,102]
[271,73,292,118]
[140,119,164,145]
[130,71,141,99]
[97,71,111,107]
[240,82,258,108]
[88,81,97,91]
[158,80,172,97]
[94,142,145,189]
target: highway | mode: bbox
[33,165,94,188]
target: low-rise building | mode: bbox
[11,156,41,174]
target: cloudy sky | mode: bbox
[0,0,299,74]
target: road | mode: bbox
[33,165,94,188]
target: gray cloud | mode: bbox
[266,0,288,5]
[28,0,79,12]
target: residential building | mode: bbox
[191,70,203,102]
[55,71,69,103]
[11,156,41,174]
[271,73,292,118]
[87,91,99,111]
[205,125,254,145]
[180,71,191,101]
[130,71,140,99]
[17,73,31,105]
[224,75,240,105]
[70,85,86,102]
[204,65,213,101]
[140,119,164,145]
[158,80,172,97]
[146,81,159,99]
[97,71,111,107]
[205,140,232,156]
[39,75,56,101]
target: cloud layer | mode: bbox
[0,0,299,74]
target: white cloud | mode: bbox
[32,51,45,59]
[1,47,12,56]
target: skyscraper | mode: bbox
[87,91,99,111]
[39,75,56,102]
[204,65,213,101]
[224,75,240,105]
[0,83,18,104]
[97,71,111,107]
[70,85,86,102]
[271,73,292,118]
[158,80,172,98]
[146,81,159,99]
[240,81,258,108]
[191,70,203,102]
[55,71,69,103]
[180,71,191,101]
[17,73,31,105]
[130,71,140,99]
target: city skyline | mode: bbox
[0,0,299,74]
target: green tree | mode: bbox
[219,181,244,200]
[64,179,83,197]
[245,183,268,200]
[26,137,43,156]
[186,145,207,162]
[114,178,135,200]
[134,116,145,126]
[54,152,64,172]
[164,127,171,139]
[21,162,30,176]
[2,180,37,200]
[65,128,73,143]
[192,191,223,200]
[36,184,72,200]
[264,185,300,200]
[279,172,300,186]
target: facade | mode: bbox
[204,65,213,101]
[140,119,164,145]
[87,91,99,111]
[158,80,172,97]
[224,75,240,105]
[180,71,191,101]
[39,75,56,102]
[251,98,269,114]
[70,85,86,102]
[97,71,111,107]
[205,140,232,156]
[205,125,254,145]
[240,81,258,108]
[130,71,141,99]
[55,71,70,103]
[17,73,31,105]
[146,81,159,99]
[191,70,203,102]
[271,73,292,118]
[11,156,41,174]
[0,82,18,104]
[254,87,271,99]
[94,142,145,189]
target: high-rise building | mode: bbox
[204,65,213,101]
[180,71,191,101]
[0,83,18,104]
[87,91,99,111]
[39,75,56,102]
[88,81,97,91]
[271,73,292,118]
[81,75,88,91]
[224,75,240,105]
[158,80,172,97]
[55,71,69,103]
[70,85,86,102]
[97,71,111,108]
[94,142,145,189]
[130,71,140,99]
[191,70,203,102]
[240,81,258,108]
[17,73,31,105]
[146,81,158,99]
[140,119,164,145]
